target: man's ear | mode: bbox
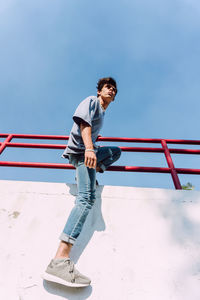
[97,90,101,97]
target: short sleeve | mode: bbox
[73,97,96,127]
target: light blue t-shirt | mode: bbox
[62,96,105,157]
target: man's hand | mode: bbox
[80,122,97,169]
[84,150,97,169]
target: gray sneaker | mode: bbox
[42,258,91,288]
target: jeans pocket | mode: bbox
[77,155,85,166]
[69,154,77,167]
[69,154,84,167]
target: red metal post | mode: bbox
[161,140,182,190]
[0,134,13,155]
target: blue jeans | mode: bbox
[60,146,121,245]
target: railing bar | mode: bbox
[6,143,164,152]
[98,137,200,144]
[5,143,200,155]
[0,161,171,173]
[1,161,200,175]
[0,161,75,169]
[107,166,170,173]
[169,149,200,154]
[163,139,200,145]
[11,134,69,140]
[97,137,163,143]
[2,133,200,145]
[176,168,200,174]
[6,143,66,149]
[0,134,9,138]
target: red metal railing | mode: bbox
[1,133,200,189]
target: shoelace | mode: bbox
[64,259,75,282]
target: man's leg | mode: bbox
[60,158,96,244]
[54,241,72,260]
[96,146,121,172]
[55,159,96,259]
[42,155,95,287]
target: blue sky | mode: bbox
[1,0,200,190]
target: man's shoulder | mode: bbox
[81,95,98,104]
[78,96,99,110]
[73,96,100,121]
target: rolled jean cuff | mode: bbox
[98,163,106,173]
[59,232,76,245]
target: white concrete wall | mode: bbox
[0,180,200,300]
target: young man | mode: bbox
[42,77,121,287]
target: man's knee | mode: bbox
[78,190,96,208]
[113,146,121,159]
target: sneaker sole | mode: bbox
[42,272,90,288]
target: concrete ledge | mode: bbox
[0,180,200,299]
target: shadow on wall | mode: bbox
[69,184,106,264]
[43,184,105,300]
[43,280,93,300]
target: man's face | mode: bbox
[98,84,117,102]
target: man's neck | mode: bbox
[98,96,110,110]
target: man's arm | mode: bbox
[80,122,97,169]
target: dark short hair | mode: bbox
[96,77,118,95]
